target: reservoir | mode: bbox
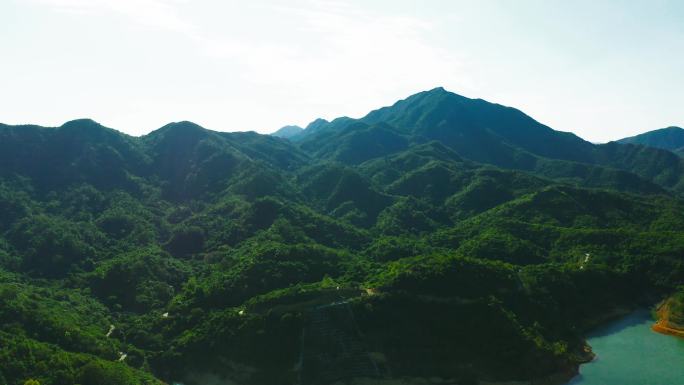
[567,309,684,385]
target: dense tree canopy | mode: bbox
[1,89,684,385]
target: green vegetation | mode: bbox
[2,89,684,384]
[618,126,684,152]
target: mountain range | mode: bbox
[1,88,683,385]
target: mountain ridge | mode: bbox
[5,88,684,196]
[617,126,684,153]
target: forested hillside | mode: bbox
[618,126,684,152]
[2,89,684,385]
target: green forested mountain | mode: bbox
[293,88,684,192]
[617,126,684,154]
[1,89,684,385]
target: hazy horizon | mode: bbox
[1,0,682,142]
[13,86,681,145]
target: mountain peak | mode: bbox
[271,125,303,139]
[426,86,447,93]
[144,121,211,146]
[149,121,208,136]
[407,86,463,100]
[158,121,206,132]
[361,87,470,127]
[305,118,329,131]
[57,119,124,139]
[60,118,105,130]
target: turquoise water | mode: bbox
[567,309,684,385]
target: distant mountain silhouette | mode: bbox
[618,126,684,152]
[272,125,303,138]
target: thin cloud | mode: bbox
[22,0,196,32]
[204,0,469,114]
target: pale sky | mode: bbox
[0,0,682,142]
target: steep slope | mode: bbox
[361,87,596,164]
[593,142,684,191]
[301,122,409,165]
[295,163,393,226]
[140,122,310,201]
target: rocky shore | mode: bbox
[652,298,684,338]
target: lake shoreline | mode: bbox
[557,305,646,385]
[562,307,684,384]
[652,297,684,338]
